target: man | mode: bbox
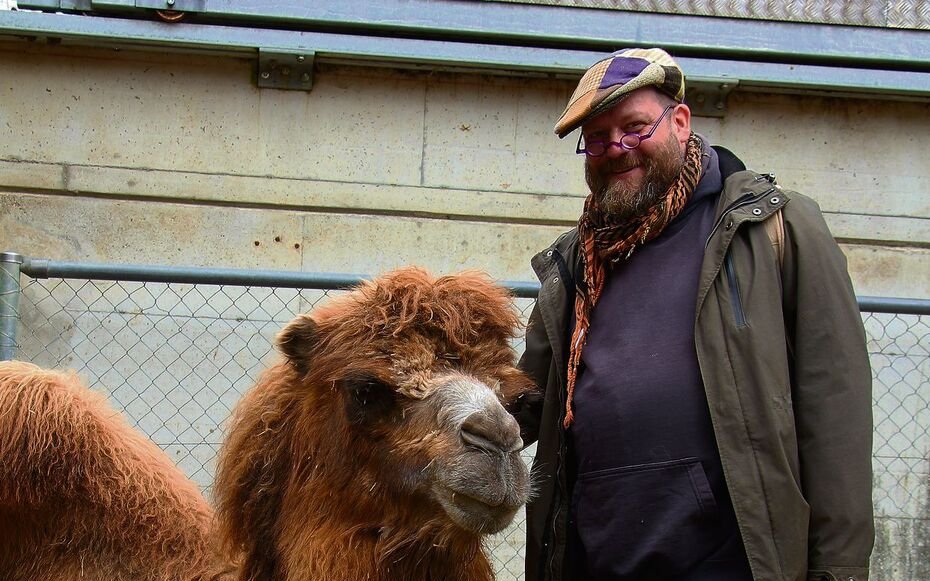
[513,48,874,581]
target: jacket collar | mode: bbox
[713,145,789,218]
[531,228,581,289]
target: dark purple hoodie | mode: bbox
[565,141,753,581]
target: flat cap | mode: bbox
[554,47,685,138]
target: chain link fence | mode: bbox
[1,253,928,580]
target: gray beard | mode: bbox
[584,132,685,221]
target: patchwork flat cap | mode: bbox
[554,47,685,138]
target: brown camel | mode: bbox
[0,266,535,581]
[0,360,234,581]
[214,267,535,581]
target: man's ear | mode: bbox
[276,315,318,374]
[673,103,692,143]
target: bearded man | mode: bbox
[512,48,874,581]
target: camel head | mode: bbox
[275,267,534,534]
[215,267,537,580]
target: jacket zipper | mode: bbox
[546,402,565,581]
[705,182,779,331]
[725,252,747,327]
[707,186,776,329]
[538,248,572,581]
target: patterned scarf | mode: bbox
[563,132,704,428]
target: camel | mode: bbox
[215,267,535,581]
[0,266,535,581]
[0,360,234,581]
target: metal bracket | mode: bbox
[134,0,205,11]
[685,79,738,117]
[257,49,315,91]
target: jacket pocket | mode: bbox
[572,457,722,579]
[725,251,747,327]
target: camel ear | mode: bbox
[276,315,318,374]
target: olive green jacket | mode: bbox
[515,165,874,581]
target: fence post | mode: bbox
[0,252,23,361]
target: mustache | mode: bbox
[601,154,643,174]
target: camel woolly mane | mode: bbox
[322,268,522,346]
[0,361,233,581]
[283,268,523,371]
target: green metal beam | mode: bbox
[2,9,929,99]
[16,0,930,72]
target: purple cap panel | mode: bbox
[599,57,650,90]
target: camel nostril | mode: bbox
[461,410,523,453]
[461,426,498,452]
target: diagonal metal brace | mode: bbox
[257,49,315,91]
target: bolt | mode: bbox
[720,83,729,90]
[296,55,305,62]
[715,101,725,110]
[301,73,311,82]
[260,71,270,79]
[166,0,174,5]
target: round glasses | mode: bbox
[576,105,674,157]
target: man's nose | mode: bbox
[602,144,625,159]
[601,136,630,159]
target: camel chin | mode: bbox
[432,483,524,535]
[426,375,530,535]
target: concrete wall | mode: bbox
[2,42,927,293]
[2,40,929,579]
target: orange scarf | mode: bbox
[564,133,704,428]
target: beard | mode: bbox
[584,131,685,221]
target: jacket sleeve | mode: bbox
[511,302,551,447]
[781,193,874,581]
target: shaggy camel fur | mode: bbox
[0,361,233,581]
[215,267,536,581]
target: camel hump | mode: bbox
[0,360,231,581]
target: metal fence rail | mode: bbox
[1,251,928,580]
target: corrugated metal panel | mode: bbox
[887,1,930,29]
[485,0,930,30]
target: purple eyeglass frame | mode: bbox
[576,105,675,157]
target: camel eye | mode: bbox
[340,375,397,425]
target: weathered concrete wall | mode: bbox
[1,40,928,580]
[2,42,927,292]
